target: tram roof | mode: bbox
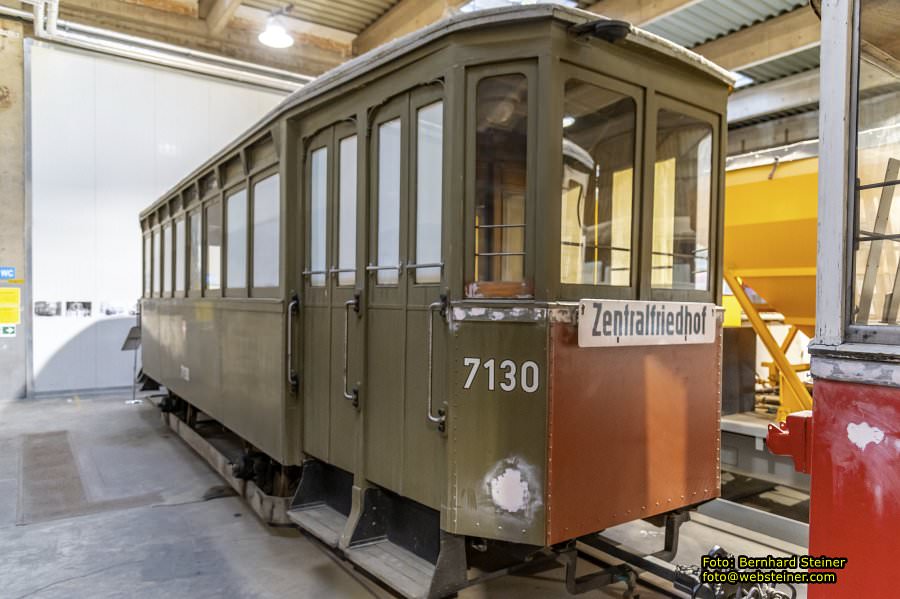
[142,4,734,220]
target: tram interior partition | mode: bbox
[139,6,732,597]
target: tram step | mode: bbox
[346,539,436,599]
[286,504,347,548]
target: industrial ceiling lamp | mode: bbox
[259,9,294,49]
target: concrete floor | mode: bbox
[0,393,804,598]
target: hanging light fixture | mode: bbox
[259,9,294,49]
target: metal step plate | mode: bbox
[287,504,347,548]
[346,539,436,599]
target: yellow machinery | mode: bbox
[723,156,818,420]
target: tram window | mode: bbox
[474,74,528,289]
[310,147,328,287]
[252,174,280,289]
[338,136,357,287]
[377,119,402,285]
[152,228,161,296]
[416,102,443,284]
[226,189,248,290]
[143,235,151,297]
[651,109,712,291]
[175,218,186,292]
[560,80,635,287]
[164,223,173,295]
[189,211,201,293]
[206,201,222,291]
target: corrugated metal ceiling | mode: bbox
[243,0,402,34]
[242,0,820,94]
[643,0,808,49]
[740,44,821,86]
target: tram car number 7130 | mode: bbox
[138,5,731,598]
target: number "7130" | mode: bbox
[462,357,540,393]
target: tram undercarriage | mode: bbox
[157,394,798,599]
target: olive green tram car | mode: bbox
[140,6,733,597]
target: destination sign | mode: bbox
[578,300,717,348]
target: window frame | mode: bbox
[409,90,446,291]
[250,167,283,298]
[305,134,331,291]
[164,220,175,298]
[174,214,187,298]
[143,232,152,298]
[187,208,202,298]
[335,124,360,289]
[556,66,644,302]
[464,62,538,299]
[223,184,249,298]
[644,94,721,304]
[203,197,223,298]
[152,226,162,298]
[369,98,407,290]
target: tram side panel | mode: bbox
[217,302,287,463]
[142,298,292,464]
[443,306,722,547]
[141,300,161,383]
[402,304,449,512]
[545,313,722,544]
[447,313,549,547]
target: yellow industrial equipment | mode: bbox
[723,157,818,420]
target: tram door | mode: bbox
[364,87,447,510]
[302,122,362,475]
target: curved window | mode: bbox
[416,102,443,284]
[310,148,328,287]
[205,201,222,291]
[189,211,201,293]
[175,218,186,292]
[252,175,280,289]
[651,109,713,291]
[143,235,151,297]
[163,223,173,295]
[377,119,402,285]
[338,136,357,287]
[226,189,248,290]
[474,74,528,288]
[152,228,161,296]
[560,79,635,287]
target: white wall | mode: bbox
[29,42,285,393]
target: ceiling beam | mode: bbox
[205,0,241,35]
[586,0,699,26]
[693,7,820,73]
[353,0,468,56]
[54,0,348,76]
[728,65,896,124]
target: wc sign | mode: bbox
[0,267,15,280]
[578,299,717,347]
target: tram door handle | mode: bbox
[426,294,449,432]
[342,291,361,409]
[286,293,299,392]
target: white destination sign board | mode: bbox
[578,300,716,348]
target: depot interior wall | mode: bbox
[28,42,285,394]
[0,18,26,400]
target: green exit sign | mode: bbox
[0,325,16,337]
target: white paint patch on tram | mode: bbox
[846,422,885,451]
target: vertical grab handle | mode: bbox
[287,293,299,392]
[426,294,449,432]
[343,291,361,408]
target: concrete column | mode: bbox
[0,18,26,399]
